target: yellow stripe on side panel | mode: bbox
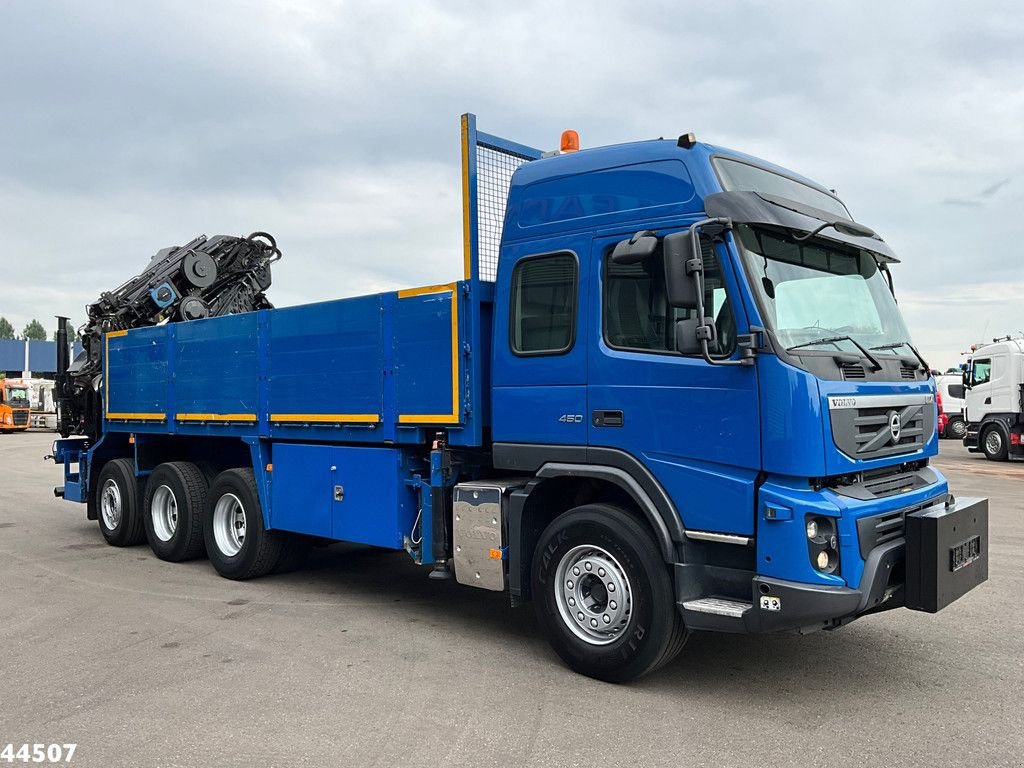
[461,114,472,281]
[107,330,128,338]
[397,283,460,425]
[269,414,380,424]
[176,414,257,422]
[106,413,166,421]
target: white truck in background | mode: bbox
[935,373,966,439]
[962,337,1024,460]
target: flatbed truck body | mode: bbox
[51,115,988,681]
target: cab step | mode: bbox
[681,597,752,618]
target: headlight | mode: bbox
[806,515,840,574]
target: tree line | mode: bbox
[0,317,52,341]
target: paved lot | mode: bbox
[1,432,1021,767]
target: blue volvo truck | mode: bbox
[50,115,988,681]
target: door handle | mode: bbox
[592,410,624,427]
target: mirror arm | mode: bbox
[686,217,753,367]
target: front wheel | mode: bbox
[945,416,967,440]
[531,504,687,682]
[982,425,1009,461]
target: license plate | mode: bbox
[951,535,982,572]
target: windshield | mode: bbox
[5,386,29,405]
[735,225,912,355]
[713,157,850,219]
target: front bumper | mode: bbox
[678,495,988,633]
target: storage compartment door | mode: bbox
[330,446,415,549]
[270,443,334,538]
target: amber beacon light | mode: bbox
[560,129,580,153]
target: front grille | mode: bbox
[852,406,925,458]
[829,395,935,461]
[11,410,28,426]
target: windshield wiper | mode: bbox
[787,335,882,371]
[870,340,929,371]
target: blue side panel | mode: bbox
[267,296,384,418]
[107,327,169,416]
[175,313,259,415]
[394,290,456,419]
[0,340,24,370]
[28,341,55,371]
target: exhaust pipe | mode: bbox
[55,316,70,437]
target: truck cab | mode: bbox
[0,380,31,432]
[962,338,1024,459]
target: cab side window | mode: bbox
[604,242,736,356]
[510,252,578,355]
[972,359,992,386]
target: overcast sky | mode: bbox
[1,0,1021,370]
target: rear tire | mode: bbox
[945,416,967,440]
[143,462,208,561]
[531,503,687,682]
[981,424,1008,461]
[204,468,283,580]
[95,458,146,546]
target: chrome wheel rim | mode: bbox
[951,419,967,439]
[151,485,178,542]
[100,479,122,531]
[213,493,246,557]
[553,544,632,646]
[985,429,1003,456]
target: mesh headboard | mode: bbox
[461,114,543,283]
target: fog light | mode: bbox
[806,520,818,539]
[816,550,830,570]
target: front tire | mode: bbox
[204,468,283,580]
[945,416,967,440]
[531,504,687,682]
[982,425,1009,461]
[95,458,146,546]
[143,462,208,561]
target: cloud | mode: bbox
[0,0,1022,373]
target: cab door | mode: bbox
[586,231,762,535]
[491,234,590,446]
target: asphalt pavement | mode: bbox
[1,432,1021,767]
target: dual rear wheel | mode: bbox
[95,460,303,578]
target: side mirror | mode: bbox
[962,370,971,390]
[948,384,965,399]
[610,230,658,264]
[663,230,700,309]
[675,316,716,356]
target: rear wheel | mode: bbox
[982,425,1008,461]
[95,458,146,546]
[205,468,283,580]
[945,416,967,440]
[531,503,687,682]
[144,462,208,561]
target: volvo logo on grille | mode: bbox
[888,411,902,443]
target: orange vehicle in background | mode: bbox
[0,380,31,432]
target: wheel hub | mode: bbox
[213,493,246,557]
[985,429,1002,455]
[100,479,122,531]
[554,545,632,645]
[151,485,178,542]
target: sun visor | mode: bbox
[705,191,899,263]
